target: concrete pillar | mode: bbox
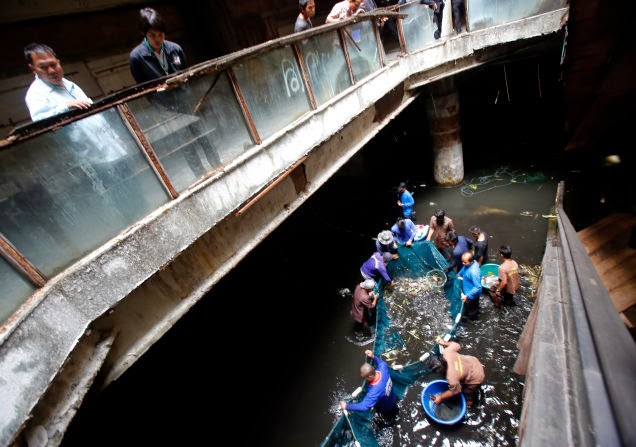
[426,77,464,186]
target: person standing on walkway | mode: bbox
[24,43,93,121]
[350,279,378,333]
[451,0,466,34]
[129,7,221,178]
[294,0,316,32]
[469,225,489,266]
[420,0,445,40]
[431,339,485,407]
[361,251,394,287]
[426,209,455,261]
[444,231,473,273]
[458,251,482,319]
[340,349,399,416]
[488,245,520,308]
[129,7,186,83]
[396,181,415,221]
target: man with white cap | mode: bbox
[376,230,399,260]
[350,279,378,333]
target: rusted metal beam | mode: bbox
[235,156,308,217]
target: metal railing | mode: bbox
[0,0,566,324]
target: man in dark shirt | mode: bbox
[129,7,186,84]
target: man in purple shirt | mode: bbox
[360,251,394,287]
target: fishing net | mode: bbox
[321,240,465,447]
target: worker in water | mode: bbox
[431,338,485,407]
[340,349,399,417]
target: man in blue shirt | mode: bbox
[445,231,474,273]
[457,252,482,320]
[396,182,415,221]
[391,218,417,247]
[340,349,398,416]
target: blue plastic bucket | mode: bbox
[420,379,466,425]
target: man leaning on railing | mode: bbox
[24,42,93,121]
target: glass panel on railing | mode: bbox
[400,2,437,52]
[0,108,169,277]
[0,256,35,323]
[233,45,311,141]
[298,31,352,106]
[126,78,251,192]
[343,20,382,81]
[468,0,567,31]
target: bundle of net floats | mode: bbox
[321,239,464,447]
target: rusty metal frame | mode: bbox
[0,234,46,287]
[116,104,179,199]
[226,68,261,145]
[293,42,317,110]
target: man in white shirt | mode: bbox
[325,0,364,23]
[24,43,92,121]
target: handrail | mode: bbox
[0,0,569,326]
[555,205,636,446]
[517,182,636,446]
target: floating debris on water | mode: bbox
[382,277,451,361]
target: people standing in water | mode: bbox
[391,218,417,247]
[350,279,378,335]
[426,208,455,261]
[488,245,520,308]
[469,225,489,266]
[396,181,415,221]
[340,349,399,416]
[376,230,399,259]
[361,251,394,288]
[444,231,473,273]
[431,339,485,407]
[458,251,482,320]
[294,0,316,32]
